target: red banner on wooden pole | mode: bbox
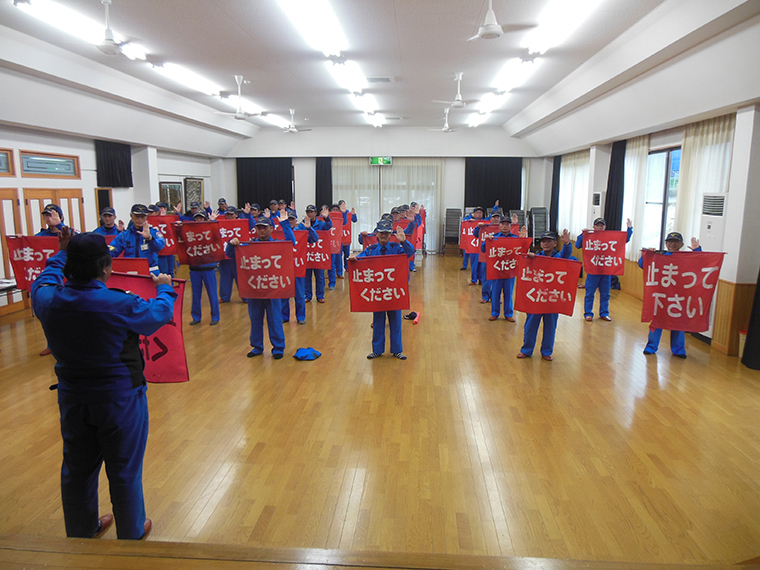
[582,230,627,275]
[150,215,179,256]
[641,250,724,332]
[514,255,582,316]
[305,230,332,269]
[107,273,188,383]
[174,221,225,266]
[348,254,410,312]
[7,235,59,290]
[485,237,533,280]
[236,241,296,299]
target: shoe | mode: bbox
[220,299,229,303]
[317,298,325,303]
[367,353,382,359]
[337,275,345,279]
[481,299,489,304]
[478,280,482,285]
[210,320,219,326]
[39,347,52,356]
[578,284,585,289]
[91,514,114,538]
[190,320,200,326]
[516,352,530,359]
[273,353,284,360]
[469,282,477,286]
[328,286,335,290]
[673,354,687,359]
[460,267,467,271]
[489,316,498,321]
[643,350,655,355]
[584,316,593,322]
[505,316,515,322]
[297,320,305,325]
[392,353,407,360]
[542,355,553,361]
[247,350,263,358]
[141,519,152,540]
[305,298,311,303]
[410,268,417,272]
[600,316,612,322]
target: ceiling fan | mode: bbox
[215,75,262,120]
[96,0,139,57]
[429,108,455,133]
[467,0,536,41]
[284,109,311,133]
[432,72,476,109]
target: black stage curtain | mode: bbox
[464,157,522,211]
[237,158,293,208]
[604,140,627,230]
[742,265,760,369]
[95,140,132,188]
[549,156,561,234]
[316,157,333,208]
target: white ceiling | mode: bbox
[0,0,669,131]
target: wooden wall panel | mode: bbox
[618,259,643,300]
[712,280,756,355]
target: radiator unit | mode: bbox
[590,192,605,221]
[529,207,549,239]
[699,193,727,339]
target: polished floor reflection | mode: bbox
[0,254,758,565]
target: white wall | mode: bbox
[293,158,316,211]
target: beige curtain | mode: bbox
[557,149,590,235]
[621,135,650,261]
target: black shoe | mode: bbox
[367,353,382,359]
[643,350,655,355]
[392,353,407,360]
[673,353,687,359]
[460,267,467,271]
[247,350,263,358]
[190,320,200,326]
[210,320,219,326]
[273,353,284,360]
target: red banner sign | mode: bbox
[460,221,480,253]
[348,254,410,312]
[582,230,627,275]
[485,237,533,280]
[272,229,308,278]
[306,230,332,269]
[150,215,178,256]
[477,224,501,263]
[514,255,582,316]
[218,219,250,253]
[416,209,426,250]
[236,241,295,299]
[107,273,188,383]
[111,257,149,275]
[641,250,724,332]
[7,235,58,290]
[394,220,419,250]
[342,217,352,246]
[174,221,225,266]
[328,213,344,254]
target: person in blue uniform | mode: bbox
[218,206,241,303]
[31,229,175,540]
[349,220,415,360]
[517,229,576,361]
[227,210,295,359]
[575,217,633,322]
[239,203,261,230]
[473,211,501,303]
[108,204,165,276]
[327,204,343,289]
[481,215,528,321]
[398,205,419,272]
[462,206,485,282]
[92,207,124,236]
[282,210,319,324]
[36,203,68,237]
[303,204,332,303]
[177,201,202,221]
[179,210,220,326]
[338,200,358,273]
[638,232,701,358]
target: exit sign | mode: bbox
[369,156,392,165]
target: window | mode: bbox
[642,148,680,250]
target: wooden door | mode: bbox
[23,188,85,235]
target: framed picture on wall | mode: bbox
[0,148,14,177]
[160,181,183,209]
[184,178,204,208]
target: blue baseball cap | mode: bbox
[305,204,317,212]
[376,220,393,233]
[593,217,607,226]
[218,198,227,204]
[224,206,238,216]
[130,204,149,215]
[100,207,116,216]
[287,209,298,219]
[540,231,558,240]
[42,204,63,217]
[193,210,208,220]
[147,204,160,213]
[190,202,201,209]
[255,216,274,227]
[67,232,109,258]
[665,232,684,242]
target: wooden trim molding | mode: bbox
[711,279,756,355]
[0,148,15,177]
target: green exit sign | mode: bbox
[369,156,392,165]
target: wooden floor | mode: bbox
[1,254,759,566]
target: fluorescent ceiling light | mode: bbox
[218,95,263,116]
[467,113,488,128]
[477,92,509,114]
[15,0,113,45]
[278,0,348,57]
[366,113,385,128]
[120,43,147,61]
[152,63,222,96]
[523,0,606,54]
[326,60,368,94]
[261,114,291,129]
[491,58,541,93]
[351,93,379,114]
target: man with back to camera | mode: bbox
[31,227,176,539]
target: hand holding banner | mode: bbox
[641,250,724,332]
[7,235,59,290]
[106,273,188,383]
[236,241,296,299]
[174,221,225,266]
[486,237,533,280]
[348,254,410,312]
[582,231,627,275]
[514,255,582,316]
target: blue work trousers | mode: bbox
[646,327,686,356]
[584,274,611,318]
[248,298,285,355]
[342,244,352,271]
[462,251,471,270]
[491,277,515,318]
[190,269,220,322]
[521,313,559,357]
[305,268,325,301]
[282,277,306,322]
[59,389,149,539]
[470,254,480,282]
[157,255,175,277]
[328,253,343,287]
[218,259,238,302]
[372,310,403,355]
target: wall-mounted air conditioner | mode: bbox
[699,193,727,340]
[591,192,605,221]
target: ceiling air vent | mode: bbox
[367,76,395,83]
[702,194,725,216]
